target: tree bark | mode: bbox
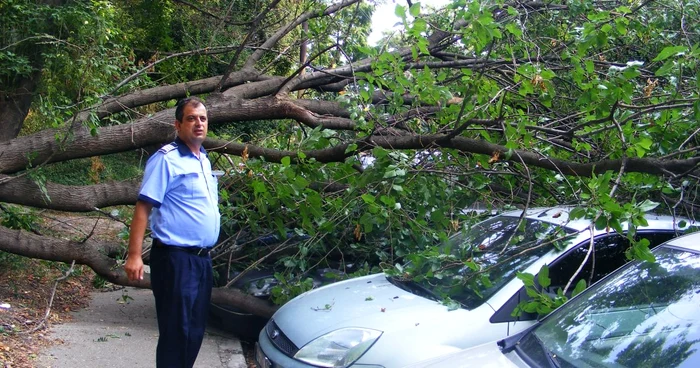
[0,74,39,142]
[0,226,278,318]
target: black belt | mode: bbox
[152,238,212,257]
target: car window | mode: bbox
[411,216,574,310]
[547,232,677,293]
[490,232,678,323]
[521,246,700,368]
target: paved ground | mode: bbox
[37,287,248,368]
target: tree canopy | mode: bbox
[1,0,698,316]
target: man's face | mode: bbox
[175,103,208,148]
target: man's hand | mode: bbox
[125,200,152,281]
[125,255,144,281]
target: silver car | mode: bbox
[256,207,692,368]
[407,230,700,368]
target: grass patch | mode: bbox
[0,251,28,272]
[40,150,146,185]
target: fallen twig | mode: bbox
[22,260,77,334]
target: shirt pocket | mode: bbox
[184,172,210,198]
[208,175,219,202]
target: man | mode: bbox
[125,97,220,368]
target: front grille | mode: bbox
[266,319,299,356]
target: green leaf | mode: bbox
[638,138,653,150]
[409,3,421,17]
[523,301,539,313]
[505,23,522,37]
[359,89,370,100]
[525,287,541,298]
[443,298,461,311]
[609,218,623,234]
[536,304,553,315]
[251,180,267,195]
[361,194,376,204]
[380,195,396,207]
[652,46,688,62]
[628,241,656,262]
[394,4,406,18]
[655,60,676,76]
[516,272,535,287]
[572,279,587,297]
[537,265,551,289]
[595,216,608,230]
[569,207,587,220]
[615,18,628,35]
[636,199,659,212]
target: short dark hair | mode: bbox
[175,97,205,122]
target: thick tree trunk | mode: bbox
[0,175,139,211]
[0,74,38,142]
[0,226,278,318]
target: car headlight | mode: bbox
[294,327,382,367]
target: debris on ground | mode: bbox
[0,258,94,368]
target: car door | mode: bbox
[489,231,678,325]
[545,232,677,294]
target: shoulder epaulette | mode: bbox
[158,142,178,154]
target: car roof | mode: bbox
[499,206,693,233]
[663,231,700,252]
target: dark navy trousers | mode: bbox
[149,246,213,368]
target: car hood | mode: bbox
[272,273,466,345]
[404,341,521,368]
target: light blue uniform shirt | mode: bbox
[138,137,221,248]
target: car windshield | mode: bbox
[519,246,700,368]
[404,215,574,309]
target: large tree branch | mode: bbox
[208,134,700,178]
[0,175,139,211]
[243,0,362,70]
[218,0,283,91]
[0,112,174,174]
[3,130,694,214]
[0,225,278,317]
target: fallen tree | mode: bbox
[1,0,698,317]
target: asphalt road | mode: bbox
[37,287,248,368]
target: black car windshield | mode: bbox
[519,246,700,368]
[405,215,574,310]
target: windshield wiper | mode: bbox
[387,277,440,301]
[500,330,561,368]
[533,334,561,368]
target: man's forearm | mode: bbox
[128,200,152,257]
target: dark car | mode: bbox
[209,233,350,341]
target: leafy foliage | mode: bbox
[0,0,699,314]
[513,265,587,317]
[0,204,37,232]
[2,1,134,135]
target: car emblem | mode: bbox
[271,329,280,339]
